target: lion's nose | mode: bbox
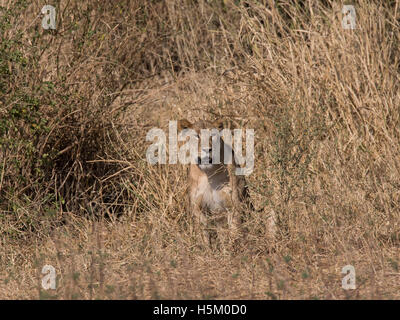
[200,148,212,156]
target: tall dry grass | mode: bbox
[0,0,399,299]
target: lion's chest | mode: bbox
[192,175,232,213]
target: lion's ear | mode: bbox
[212,119,233,130]
[177,119,193,131]
[212,119,225,130]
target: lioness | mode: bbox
[177,119,253,245]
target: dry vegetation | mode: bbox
[0,0,399,299]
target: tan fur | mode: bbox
[178,119,252,245]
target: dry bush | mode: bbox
[0,0,399,299]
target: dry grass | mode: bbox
[0,0,399,299]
